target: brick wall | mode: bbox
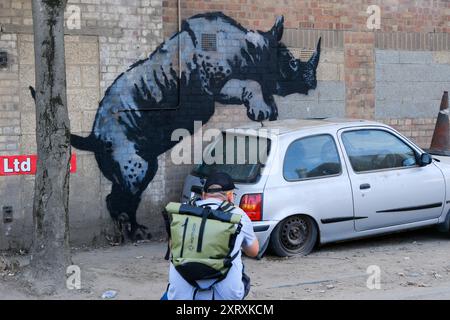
[380,118,437,149]
[344,31,375,119]
[162,0,450,36]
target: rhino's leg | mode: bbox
[107,187,151,242]
[105,138,157,242]
[218,79,278,121]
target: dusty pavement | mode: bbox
[1,227,450,300]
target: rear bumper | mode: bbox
[252,220,278,255]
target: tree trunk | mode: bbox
[29,0,71,293]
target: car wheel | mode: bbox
[269,215,318,257]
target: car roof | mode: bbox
[225,118,383,135]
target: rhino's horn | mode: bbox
[308,37,321,69]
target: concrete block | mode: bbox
[0,117,20,128]
[82,110,96,134]
[67,65,82,87]
[20,134,37,153]
[0,110,20,119]
[291,90,319,102]
[18,65,35,87]
[18,39,34,65]
[375,99,442,119]
[320,49,344,64]
[375,50,400,64]
[20,112,35,134]
[69,111,83,133]
[64,41,81,65]
[376,63,450,82]
[79,42,99,65]
[81,65,100,88]
[433,51,450,65]
[377,81,450,103]
[276,96,345,119]
[19,87,35,112]
[317,62,339,81]
[67,88,100,112]
[317,81,346,101]
[399,51,433,64]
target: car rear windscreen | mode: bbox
[192,133,271,183]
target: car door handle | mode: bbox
[360,183,371,190]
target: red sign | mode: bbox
[0,154,77,176]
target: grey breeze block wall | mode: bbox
[375,49,450,148]
[375,50,450,119]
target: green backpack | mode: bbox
[164,201,243,289]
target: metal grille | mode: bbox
[280,47,314,61]
[0,51,7,68]
[201,33,217,52]
[298,49,314,61]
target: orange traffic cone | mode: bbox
[429,91,449,155]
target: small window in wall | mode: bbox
[283,135,341,181]
[342,129,417,173]
[201,33,217,52]
[0,51,7,68]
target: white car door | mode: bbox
[338,127,445,232]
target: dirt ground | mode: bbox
[1,227,450,300]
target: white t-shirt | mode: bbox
[167,198,256,300]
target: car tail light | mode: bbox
[239,193,262,221]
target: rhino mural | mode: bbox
[70,12,321,241]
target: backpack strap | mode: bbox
[193,287,198,300]
[196,206,211,252]
[193,286,216,300]
[161,210,171,261]
[188,198,198,206]
[218,200,235,213]
[197,202,218,208]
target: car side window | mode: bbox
[341,129,417,173]
[283,135,342,181]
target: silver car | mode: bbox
[181,118,450,256]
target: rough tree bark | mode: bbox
[28,0,71,293]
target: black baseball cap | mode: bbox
[203,172,236,193]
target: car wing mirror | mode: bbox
[420,153,432,166]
